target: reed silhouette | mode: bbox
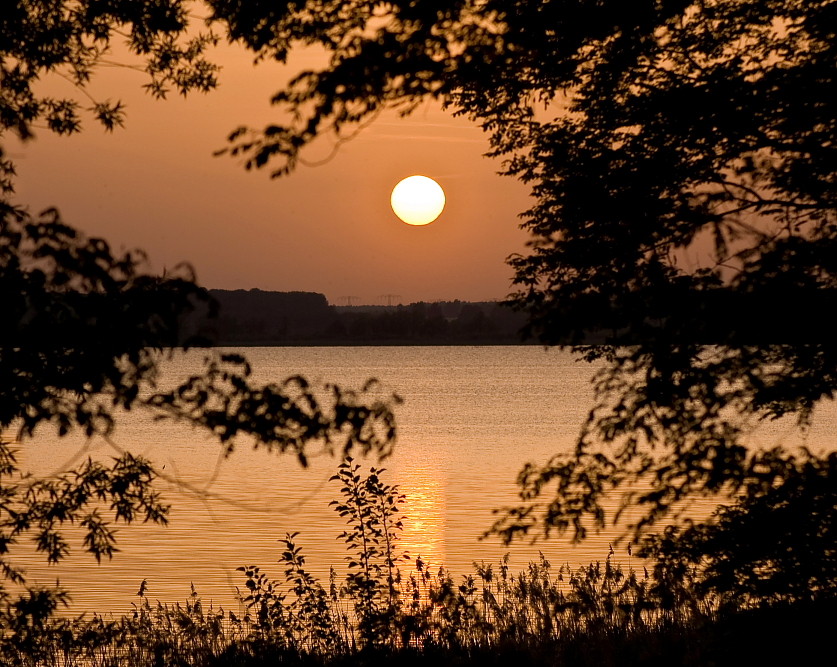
[0,462,831,665]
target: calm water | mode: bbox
[13,346,837,614]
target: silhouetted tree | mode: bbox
[642,453,837,606]
[0,0,220,190]
[203,0,837,601]
[0,1,398,613]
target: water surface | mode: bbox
[14,346,834,614]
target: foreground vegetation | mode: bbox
[1,460,832,666]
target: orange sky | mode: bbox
[10,44,531,305]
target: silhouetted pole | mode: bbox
[379,294,401,306]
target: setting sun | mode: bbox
[390,175,446,225]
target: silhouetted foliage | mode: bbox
[0,213,398,619]
[0,1,399,626]
[642,451,837,607]
[4,464,832,665]
[202,0,837,604]
[0,0,220,192]
[329,458,408,646]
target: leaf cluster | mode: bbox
[238,459,409,651]
[329,457,408,646]
[0,432,171,630]
[0,0,219,144]
[1,201,210,439]
[0,443,168,582]
[640,452,837,606]
[238,534,346,654]
[491,344,837,542]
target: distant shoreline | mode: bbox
[185,289,534,347]
[205,339,539,347]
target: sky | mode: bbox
[9,44,532,306]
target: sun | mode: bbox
[390,175,446,225]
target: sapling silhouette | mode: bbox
[238,532,344,653]
[329,457,409,647]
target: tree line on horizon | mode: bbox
[193,289,530,345]
[192,287,837,346]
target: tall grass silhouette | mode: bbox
[0,458,831,665]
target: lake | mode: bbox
[12,346,836,615]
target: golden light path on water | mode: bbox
[398,459,447,569]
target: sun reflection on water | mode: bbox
[395,460,446,571]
